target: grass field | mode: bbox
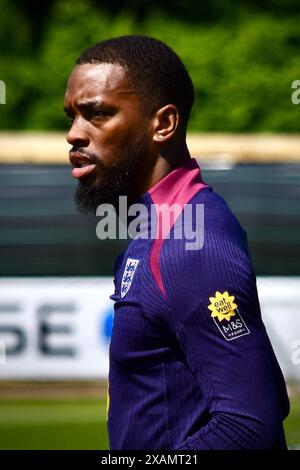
[0,398,108,450]
[0,396,299,450]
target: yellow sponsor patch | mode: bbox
[208,290,250,341]
[208,291,237,322]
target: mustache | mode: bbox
[71,146,99,163]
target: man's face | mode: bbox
[64,63,150,213]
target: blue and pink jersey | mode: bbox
[107,158,289,450]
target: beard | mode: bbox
[74,135,147,215]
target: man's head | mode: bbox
[64,35,194,213]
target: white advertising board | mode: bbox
[0,277,299,382]
[0,278,114,379]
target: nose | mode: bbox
[66,117,90,148]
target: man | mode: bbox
[64,35,289,450]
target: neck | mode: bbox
[131,139,191,203]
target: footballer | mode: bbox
[64,35,290,450]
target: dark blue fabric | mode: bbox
[107,187,289,450]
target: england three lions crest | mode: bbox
[121,258,140,298]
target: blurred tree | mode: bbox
[1,0,300,131]
[0,0,36,128]
[144,11,300,131]
[24,0,137,129]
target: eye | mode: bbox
[92,109,109,119]
[64,110,75,125]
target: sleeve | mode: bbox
[160,229,289,450]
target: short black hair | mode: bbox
[76,35,194,131]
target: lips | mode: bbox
[69,151,96,180]
[72,164,96,179]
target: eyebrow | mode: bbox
[63,99,106,114]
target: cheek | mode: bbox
[91,117,144,151]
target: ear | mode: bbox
[151,104,180,143]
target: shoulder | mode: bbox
[156,188,257,312]
[160,187,251,276]
[189,186,247,246]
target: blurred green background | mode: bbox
[1,0,300,132]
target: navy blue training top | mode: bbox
[107,158,289,450]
